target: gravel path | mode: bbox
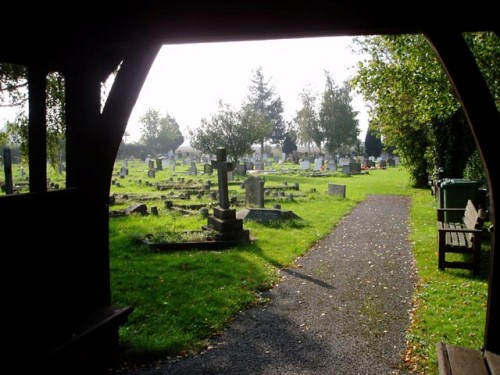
[117,195,417,375]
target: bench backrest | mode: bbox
[463,200,487,242]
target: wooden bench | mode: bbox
[437,199,487,275]
[437,343,500,375]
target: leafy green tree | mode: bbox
[139,109,184,156]
[351,33,498,187]
[188,100,259,163]
[294,87,323,153]
[243,66,285,156]
[364,128,383,158]
[282,123,298,155]
[319,72,359,155]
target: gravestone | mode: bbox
[328,183,346,198]
[342,164,351,176]
[245,161,254,172]
[148,169,156,178]
[300,160,310,170]
[379,159,387,169]
[349,162,361,174]
[235,164,246,175]
[204,163,213,174]
[236,208,302,222]
[254,161,264,171]
[188,160,198,176]
[120,167,128,177]
[314,158,323,171]
[245,175,265,208]
[156,158,163,171]
[148,159,155,169]
[204,147,250,241]
[162,159,170,169]
[328,161,336,171]
[338,157,350,166]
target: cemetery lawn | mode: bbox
[102,160,489,374]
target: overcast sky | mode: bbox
[125,35,369,144]
[1,36,369,145]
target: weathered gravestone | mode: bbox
[349,162,361,174]
[204,163,213,174]
[245,175,265,208]
[328,183,346,198]
[300,160,310,170]
[188,160,197,176]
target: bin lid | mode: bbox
[440,178,478,187]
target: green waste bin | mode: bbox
[440,178,478,222]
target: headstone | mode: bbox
[156,158,163,171]
[300,160,310,170]
[235,164,246,175]
[342,164,351,176]
[349,162,361,174]
[328,161,336,171]
[204,147,250,242]
[162,159,170,169]
[338,157,350,166]
[245,161,254,171]
[120,167,128,177]
[211,148,233,209]
[254,162,264,171]
[379,159,387,169]
[148,169,156,178]
[148,160,155,169]
[245,175,265,208]
[314,158,323,171]
[204,163,213,174]
[328,183,346,198]
[188,160,198,176]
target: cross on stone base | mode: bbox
[204,147,250,242]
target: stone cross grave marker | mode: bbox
[211,147,233,209]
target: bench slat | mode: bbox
[444,344,488,375]
[485,350,500,375]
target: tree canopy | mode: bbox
[320,72,359,155]
[139,108,184,156]
[188,100,260,162]
[243,66,285,155]
[351,32,499,187]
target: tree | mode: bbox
[188,100,259,163]
[294,87,323,153]
[243,66,285,157]
[351,33,499,187]
[139,109,184,156]
[319,71,360,155]
[1,63,118,172]
[282,122,298,155]
[364,128,383,158]
[1,65,66,171]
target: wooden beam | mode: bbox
[425,31,500,354]
[28,65,47,193]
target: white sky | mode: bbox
[1,36,370,146]
[126,35,369,145]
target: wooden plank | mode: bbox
[437,342,452,375]
[446,344,488,375]
[485,350,500,375]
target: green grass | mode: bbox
[3,159,490,373]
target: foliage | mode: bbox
[282,126,298,155]
[319,71,360,154]
[139,108,184,156]
[463,149,488,188]
[188,100,259,162]
[294,87,323,151]
[243,66,286,154]
[364,128,383,158]
[351,33,499,187]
